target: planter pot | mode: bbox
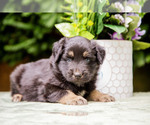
[93,40,133,100]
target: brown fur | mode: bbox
[83,51,89,57]
[88,90,115,102]
[58,90,88,105]
[68,51,74,57]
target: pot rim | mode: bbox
[92,39,132,43]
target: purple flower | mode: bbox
[110,32,124,40]
[127,12,145,40]
[132,28,146,40]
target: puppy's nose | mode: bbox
[74,71,82,79]
[74,72,82,78]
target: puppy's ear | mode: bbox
[52,37,67,63]
[91,41,105,65]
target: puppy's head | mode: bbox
[52,36,105,86]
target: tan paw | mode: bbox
[12,94,23,102]
[65,96,88,105]
[88,90,115,102]
[59,90,88,105]
[96,94,115,102]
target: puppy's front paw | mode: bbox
[66,96,88,105]
[59,90,88,105]
[96,94,115,102]
[88,90,115,102]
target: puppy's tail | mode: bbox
[10,64,25,96]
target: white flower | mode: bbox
[114,2,124,12]
[114,14,125,24]
[124,6,133,12]
[114,1,134,12]
[125,17,133,28]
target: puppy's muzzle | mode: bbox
[73,69,83,79]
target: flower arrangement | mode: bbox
[55,0,150,50]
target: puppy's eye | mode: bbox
[85,58,90,62]
[66,58,72,62]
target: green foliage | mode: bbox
[55,0,126,39]
[104,24,126,34]
[97,0,106,12]
[133,49,150,69]
[79,31,94,40]
[0,13,62,66]
[3,0,63,12]
[1,0,150,70]
[146,54,150,64]
[126,16,140,40]
[133,51,145,68]
[4,38,36,51]
[133,40,150,51]
[96,13,106,35]
[137,0,148,7]
[55,0,98,40]
[55,23,77,37]
[55,22,94,40]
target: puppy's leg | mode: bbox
[10,64,25,101]
[58,90,88,105]
[12,94,23,102]
[88,90,115,102]
[45,85,88,105]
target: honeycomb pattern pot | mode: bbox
[94,40,133,100]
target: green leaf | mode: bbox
[109,15,121,25]
[146,54,150,64]
[55,23,77,37]
[98,0,106,12]
[133,51,145,67]
[40,14,57,28]
[137,0,147,7]
[133,40,150,51]
[61,6,72,11]
[81,6,88,12]
[126,16,140,40]
[79,31,94,40]
[65,0,72,4]
[3,19,33,30]
[104,24,126,34]
[79,25,86,32]
[27,45,38,55]
[81,17,88,25]
[22,13,32,17]
[4,38,36,51]
[96,13,106,35]
[22,0,31,5]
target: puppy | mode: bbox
[10,36,115,105]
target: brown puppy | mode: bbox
[10,36,115,105]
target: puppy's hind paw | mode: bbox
[12,94,23,102]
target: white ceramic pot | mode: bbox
[94,40,133,100]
